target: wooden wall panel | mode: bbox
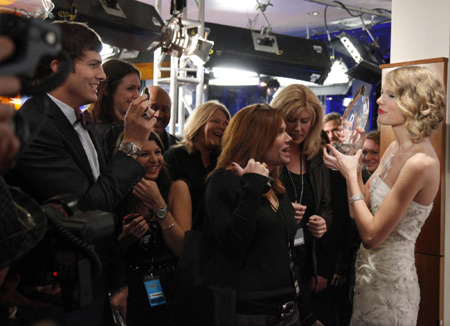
[415,254,443,325]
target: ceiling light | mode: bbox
[100,43,120,60]
[308,11,320,16]
[212,67,257,78]
[209,67,259,86]
[339,36,362,63]
[323,59,350,85]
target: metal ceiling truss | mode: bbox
[153,0,206,136]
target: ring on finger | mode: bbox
[262,162,268,169]
[142,112,151,120]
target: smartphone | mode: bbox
[123,212,140,224]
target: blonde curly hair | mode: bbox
[384,66,445,143]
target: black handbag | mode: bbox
[169,202,241,326]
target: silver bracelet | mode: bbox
[349,194,365,205]
[161,222,176,231]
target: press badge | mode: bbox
[294,228,305,246]
[144,275,166,307]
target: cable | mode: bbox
[333,1,364,17]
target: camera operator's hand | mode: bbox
[0,36,21,96]
[0,273,50,309]
[0,103,20,172]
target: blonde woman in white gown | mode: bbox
[323,66,445,326]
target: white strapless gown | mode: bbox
[350,175,433,326]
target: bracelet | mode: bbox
[161,222,175,231]
[349,194,365,205]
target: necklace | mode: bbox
[286,153,304,204]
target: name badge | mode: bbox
[144,277,166,307]
[294,228,305,246]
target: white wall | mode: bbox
[391,0,450,324]
[391,0,450,62]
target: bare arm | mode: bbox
[347,154,435,248]
[164,180,192,256]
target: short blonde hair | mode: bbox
[384,66,445,143]
[177,100,230,154]
[271,84,324,159]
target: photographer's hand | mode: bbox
[0,273,49,308]
[0,104,20,172]
[0,36,21,96]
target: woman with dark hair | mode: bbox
[204,103,300,325]
[89,58,141,160]
[117,131,191,326]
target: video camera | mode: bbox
[9,187,115,309]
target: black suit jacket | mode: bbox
[8,95,145,212]
[6,94,146,325]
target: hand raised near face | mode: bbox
[231,158,269,177]
[133,178,165,210]
[123,94,157,149]
[323,145,363,179]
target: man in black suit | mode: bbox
[6,21,157,326]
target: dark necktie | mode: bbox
[75,108,93,130]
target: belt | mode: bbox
[237,300,296,319]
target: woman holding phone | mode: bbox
[117,131,191,326]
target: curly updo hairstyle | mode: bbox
[384,66,446,143]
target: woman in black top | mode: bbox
[164,100,230,217]
[117,132,191,326]
[205,103,300,325]
[271,84,332,326]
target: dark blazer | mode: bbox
[280,150,333,279]
[6,94,146,326]
[7,95,145,212]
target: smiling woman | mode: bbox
[115,131,192,325]
[88,58,141,160]
[164,100,230,216]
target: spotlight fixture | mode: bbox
[161,17,214,63]
[330,33,385,84]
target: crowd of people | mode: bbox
[0,19,446,326]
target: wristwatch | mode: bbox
[154,205,169,219]
[118,141,141,156]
